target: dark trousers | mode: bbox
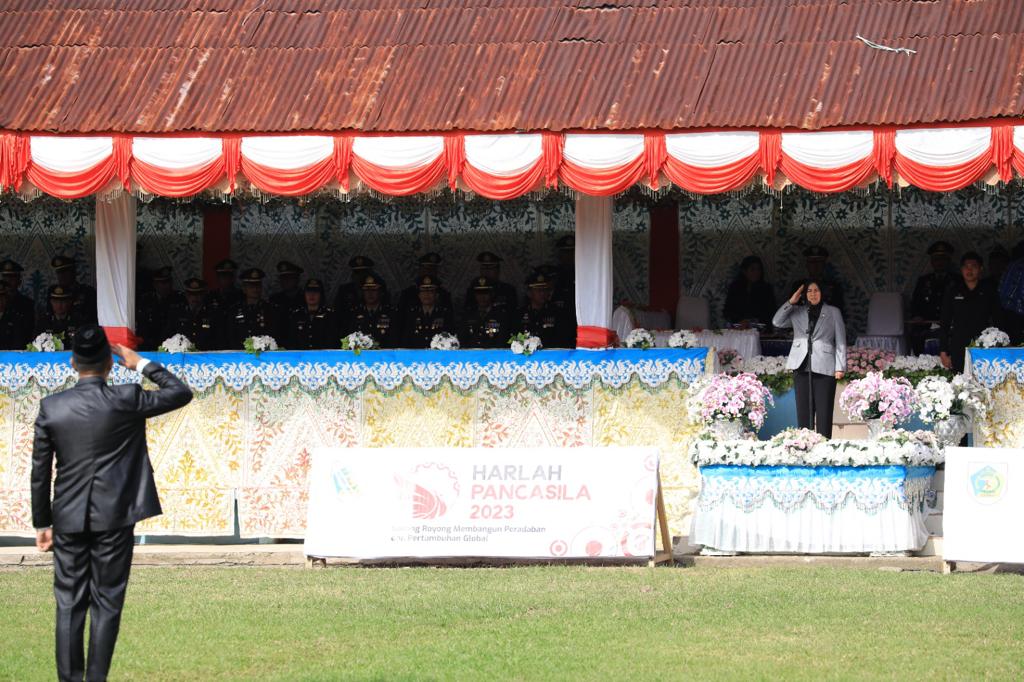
[52,524,135,682]
[794,370,837,438]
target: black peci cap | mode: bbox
[73,325,111,365]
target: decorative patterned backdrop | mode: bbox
[678,186,1021,334]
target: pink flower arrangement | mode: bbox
[717,349,742,371]
[699,372,774,430]
[846,347,895,376]
[839,371,917,427]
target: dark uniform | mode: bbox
[164,278,219,350]
[402,275,455,348]
[136,266,185,350]
[0,281,32,349]
[550,235,576,310]
[0,259,37,322]
[35,286,85,341]
[463,252,517,313]
[269,261,306,317]
[398,252,453,312]
[50,255,97,323]
[517,271,574,348]
[223,268,279,349]
[209,258,244,313]
[940,277,997,373]
[910,242,957,354]
[462,277,512,349]
[287,279,340,350]
[346,273,399,348]
[335,256,389,312]
[789,245,845,317]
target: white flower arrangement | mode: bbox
[341,332,376,355]
[509,332,542,356]
[668,329,700,349]
[244,335,279,355]
[430,332,460,350]
[916,374,990,423]
[623,328,655,349]
[889,355,943,372]
[158,334,195,354]
[27,332,64,352]
[972,326,1010,348]
[690,431,943,467]
[742,355,788,376]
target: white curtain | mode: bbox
[575,195,614,340]
[94,194,137,332]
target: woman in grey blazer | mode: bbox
[772,280,847,438]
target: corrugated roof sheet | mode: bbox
[0,0,1022,134]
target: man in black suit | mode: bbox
[32,326,193,682]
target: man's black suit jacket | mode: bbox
[31,362,193,533]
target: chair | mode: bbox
[675,295,710,329]
[610,305,636,341]
[855,292,907,354]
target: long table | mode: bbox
[0,348,708,539]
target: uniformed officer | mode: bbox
[287,279,340,350]
[35,285,85,341]
[0,259,37,321]
[270,260,306,315]
[402,274,455,348]
[517,271,574,348]
[223,268,279,348]
[789,246,845,317]
[0,280,32,350]
[137,266,185,350]
[463,252,517,313]
[335,256,389,312]
[50,255,97,323]
[461,277,512,349]
[164,278,219,350]
[399,253,453,312]
[910,241,957,354]
[551,235,576,309]
[939,252,997,372]
[209,258,243,312]
[346,272,399,348]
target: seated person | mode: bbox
[0,280,32,350]
[35,285,85,343]
[346,272,399,349]
[402,275,455,348]
[463,252,517,313]
[723,255,776,329]
[287,279,340,350]
[399,253,452,312]
[164,278,219,350]
[517,270,574,349]
[462,277,512,349]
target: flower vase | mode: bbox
[709,419,746,441]
[866,419,885,441]
[933,414,969,446]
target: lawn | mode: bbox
[1,565,1022,680]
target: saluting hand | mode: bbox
[789,285,805,305]
[112,344,142,371]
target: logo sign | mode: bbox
[304,447,659,560]
[969,463,1007,504]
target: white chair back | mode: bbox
[676,295,710,329]
[610,305,636,341]
[866,292,904,335]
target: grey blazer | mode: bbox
[772,301,847,375]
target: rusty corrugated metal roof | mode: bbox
[0,0,1022,134]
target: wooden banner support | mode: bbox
[650,476,674,567]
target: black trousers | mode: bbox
[52,524,135,682]
[794,370,837,438]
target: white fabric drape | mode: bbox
[133,137,222,169]
[241,136,334,169]
[564,134,644,169]
[575,195,614,338]
[464,134,542,176]
[895,127,991,165]
[665,131,759,167]
[781,130,874,168]
[94,194,137,331]
[352,136,444,169]
[31,136,112,172]
[1015,125,1024,152]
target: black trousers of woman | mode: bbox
[794,369,837,438]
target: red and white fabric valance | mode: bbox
[2,122,1022,200]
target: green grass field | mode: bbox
[1,565,1022,680]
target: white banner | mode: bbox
[943,447,1024,564]
[304,447,660,559]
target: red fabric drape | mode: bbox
[132,156,226,197]
[542,132,563,188]
[758,131,781,186]
[462,160,544,199]
[333,135,354,190]
[642,131,667,189]
[113,135,132,190]
[222,136,242,192]
[778,156,875,194]
[576,325,617,348]
[560,139,646,196]
[991,122,1015,183]
[872,128,896,187]
[102,326,140,349]
[26,158,117,199]
[662,153,759,193]
[242,155,336,196]
[444,134,466,190]
[0,133,29,191]
[893,148,992,192]
[351,148,446,196]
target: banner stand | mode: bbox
[650,477,674,567]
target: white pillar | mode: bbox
[95,194,138,346]
[574,194,615,347]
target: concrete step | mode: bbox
[918,535,943,557]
